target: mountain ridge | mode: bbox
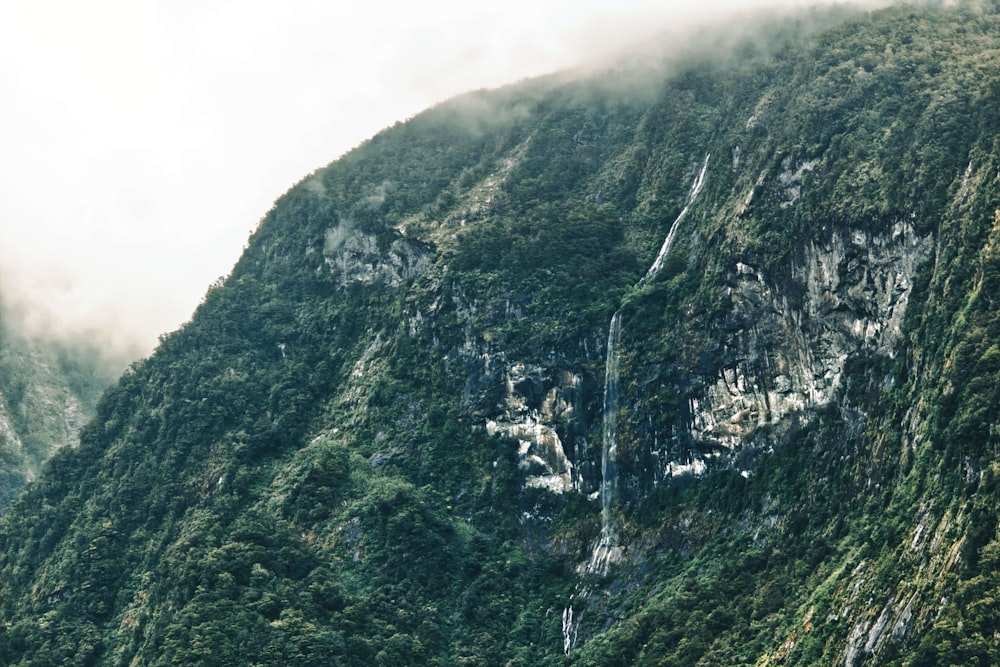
[2,2,1000,664]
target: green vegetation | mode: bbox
[3,2,1000,664]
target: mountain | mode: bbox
[0,306,122,510]
[2,2,1000,664]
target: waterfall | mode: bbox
[644,154,711,281]
[562,602,577,655]
[588,153,711,576]
[566,154,711,653]
[600,310,622,532]
[586,310,623,575]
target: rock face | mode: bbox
[690,220,933,453]
[323,225,433,287]
[467,217,935,514]
[486,364,583,494]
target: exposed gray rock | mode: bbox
[689,220,932,453]
[487,363,585,494]
[324,225,433,287]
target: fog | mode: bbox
[0,0,896,360]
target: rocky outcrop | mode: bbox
[323,225,433,287]
[486,363,587,494]
[470,217,933,511]
[690,220,932,455]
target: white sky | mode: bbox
[0,0,875,355]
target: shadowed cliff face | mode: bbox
[3,4,1000,666]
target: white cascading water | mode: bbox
[562,602,577,655]
[644,154,711,281]
[585,310,623,575]
[564,154,710,653]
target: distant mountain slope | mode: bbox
[2,3,1000,665]
[0,307,122,510]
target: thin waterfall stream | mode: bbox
[644,155,711,280]
[585,310,623,574]
[564,154,710,654]
[587,153,709,575]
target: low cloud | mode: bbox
[0,0,901,361]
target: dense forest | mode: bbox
[2,1,1000,664]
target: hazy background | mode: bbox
[0,0,892,359]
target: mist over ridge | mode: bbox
[0,0,900,364]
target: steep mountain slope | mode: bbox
[2,2,1000,665]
